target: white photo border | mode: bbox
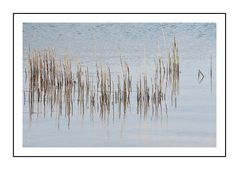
[13,13,226,157]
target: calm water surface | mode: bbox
[23,23,216,147]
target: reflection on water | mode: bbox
[23,23,216,147]
[26,37,180,128]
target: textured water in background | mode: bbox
[23,23,216,147]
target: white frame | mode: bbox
[13,13,226,157]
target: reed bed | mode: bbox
[26,38,180,126]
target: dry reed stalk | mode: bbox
[117,75,121,104]
[112,81,114,112]
[123,75,127,113]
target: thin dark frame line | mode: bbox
[13,12,226,14]
[13,13,15,158]
[225,13,227,157]
[14,156,225,158]
[13,12,227,157]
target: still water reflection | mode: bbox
[23,23,216,147]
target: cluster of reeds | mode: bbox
[27,48,73,128]
[150,54,166,117]
[136,73,150,117]
[28,49,58,103]
[136,37,180,118]
[26,37,180,126]
[63,56,73,127]
[77,62,85,114]
[28,49,60,112]
[118,58,132,114]
[76,62,96,117]
[97,65,112,117]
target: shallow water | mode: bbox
[23,23,216,147]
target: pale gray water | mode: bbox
[23,23,216,147]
